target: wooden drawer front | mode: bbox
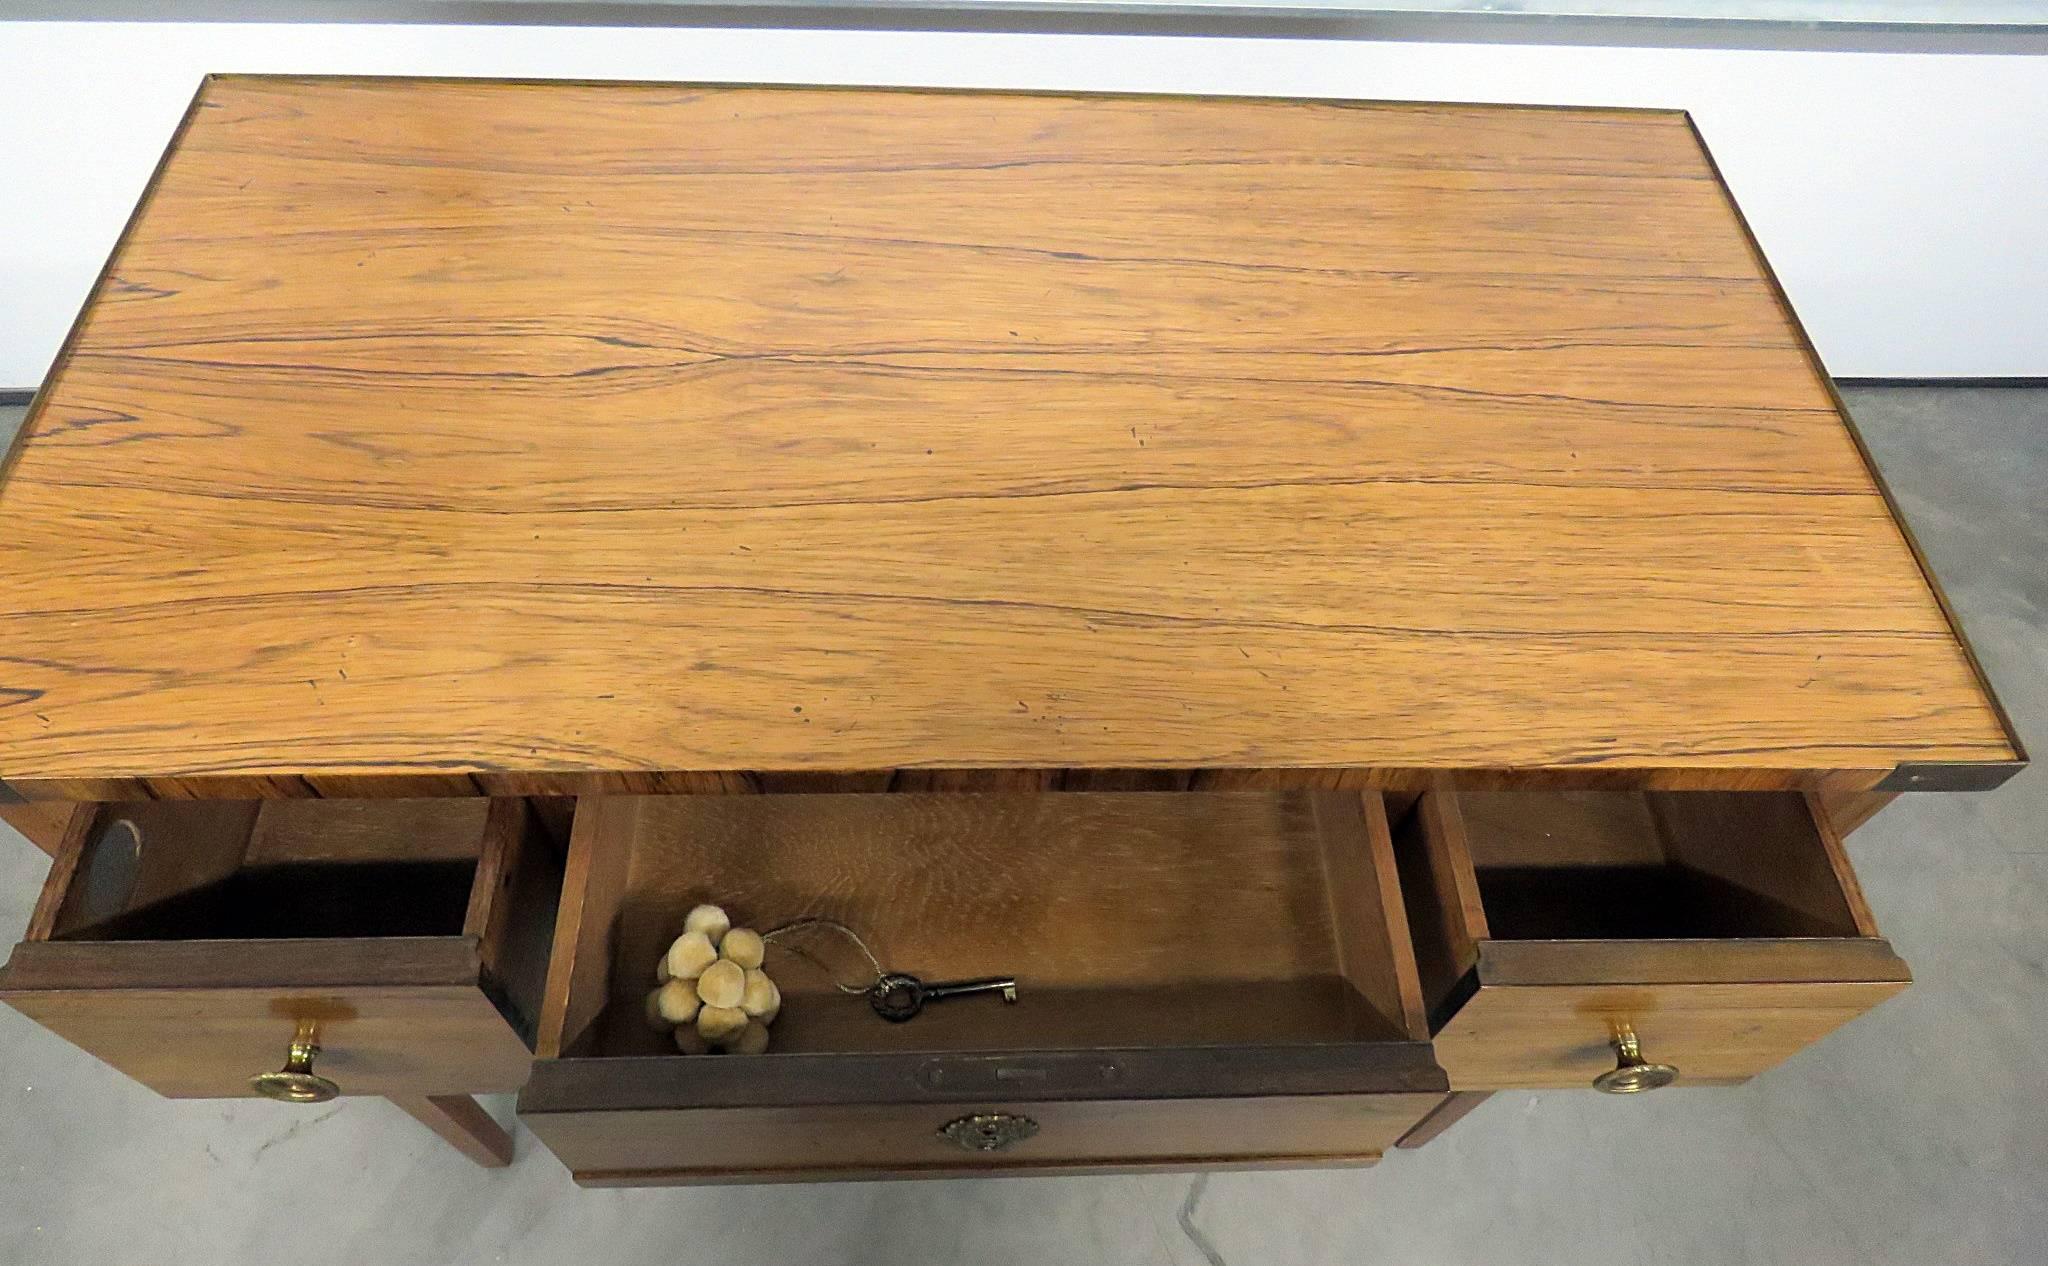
[1431,959,1907,1089]
[1395,788,1910,1091]
[4,964,533,1098]
[0,799,562,1098]
[528,1092,1440,1186]
[519,790,1444,1181]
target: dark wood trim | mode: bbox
[208,73,1693,120]
[570,1151,1382,1188]
[521,1042,1446,1115]
[0,764,1924,804]
[4,379,2032,415]
[1682,113,2028,792]
[1874,762,2026,792]
[1836,377,2048,388]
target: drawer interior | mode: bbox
[1392,787,1906,1088]
[1451,789,1869,942]
[545,791,1427,1060]
[5,797,566,1097]
[44,800,495,943]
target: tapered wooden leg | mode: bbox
[1395,1091,1492,1150]
[389,1094,514,1167]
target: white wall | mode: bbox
[2,21,2044,385]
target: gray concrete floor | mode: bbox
[0,386,2042,1265]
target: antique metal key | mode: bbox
[869,973,1018,1023]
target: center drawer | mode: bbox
[518,791,1447,1185]
[1392,786,1910,1090]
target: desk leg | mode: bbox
[390,1094,514,1168]
[1395,1091,1492,1150]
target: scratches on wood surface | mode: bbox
[0,79,2015,797]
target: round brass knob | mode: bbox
[939,1112,1039,1152]
[250,1020,340,1103]
[1592,1025,1678,1094]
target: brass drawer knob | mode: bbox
[1593,1025,1678,1094]
[250,1020,341,1103]
[939,1112,1039,1152]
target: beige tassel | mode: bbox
[698,959,746,1009]
[721,927,766,970]
[740,969,781,1023]
[654,977,701,1025]
[664,930,719,981]
[673,1025,711,1055]
[683,903,732,946]
[725,1020,771,1055]
[697,1004,747,1043]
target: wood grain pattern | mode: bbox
[1321,793,1430,1040]
[1391,783,1489,1018]
[0,968,536,1097]
[549,791,1421,1055]
[469,798,562,1045]
[536,796,633,1059]
[0,77,2017,798]
[1396,786,1911,1089]
[1431,979,1907,1088]
[246,797,488,866]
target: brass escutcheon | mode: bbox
[938,1112,1040,1152]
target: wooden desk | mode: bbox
[0,77,2022,1182]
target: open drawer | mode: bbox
[1392,787,1910,1091]
[520,792,1447,1185]
[0,798,562,1099]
